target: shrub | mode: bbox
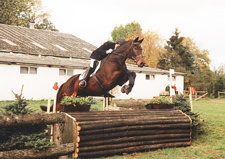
[60,96,95,106]
[0,86,53,151]
[149,96,172,104]
[1,87,32,115]
[173,94,204,139]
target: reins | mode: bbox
[112,41,144,60]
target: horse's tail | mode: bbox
[56,83,64,111]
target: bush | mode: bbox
[174,94,204,139]
[149,96,172,104]
[0,86,53,151]
[60,96,95,106]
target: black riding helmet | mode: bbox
[116,38,126,45]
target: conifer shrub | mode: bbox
[173,94,204,139]
[0,86,53,151]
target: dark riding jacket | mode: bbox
[90,42,116,60]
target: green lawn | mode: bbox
[1,98,225,159]
[103,98,225,159]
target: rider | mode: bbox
[79,38,126,89]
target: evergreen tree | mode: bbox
[214,75,225,97]
[158,28,195,72]
[0,86,53,151]
[2,85,32,115]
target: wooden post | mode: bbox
[189,87,193,111]
[169,69,174,102]
[103,97,109,111]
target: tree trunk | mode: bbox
[78,142,191,158]
[0,113,65,127]
[0,143,74,159]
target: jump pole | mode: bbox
[189,87,193,111]
[103,97,109,111]
[169,69,174,101]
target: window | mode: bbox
[20,66,37,74]
[59,69,66,75]
[146,74,155,80]
[30,67,37,74]
[59,69,73,76]
[67,69,73,76]
[168,75,176,81]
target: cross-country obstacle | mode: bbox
[60,109,192,158]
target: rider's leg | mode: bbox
[79,59,98,87]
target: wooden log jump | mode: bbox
[65,109,192,158]
[0,113,75,159]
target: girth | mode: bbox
[92,75,106,92]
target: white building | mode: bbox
[0,24,184,100]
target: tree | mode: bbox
[158,28,195,72]
[0,0,58,31]
[141,30,165,67]
[111,21,142,42]
[111,21,165,67]
[0,86,53,151]
[158,29,214,90]
[182,37,211,71]
[214,75,225,97]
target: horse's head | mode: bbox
[129,37,145,67]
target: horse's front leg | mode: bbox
[119,70,136,95]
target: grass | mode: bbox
[102,98,225,159]
[1,98,225,158]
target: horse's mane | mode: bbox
[113,40,131,54]
[101,40,131,64]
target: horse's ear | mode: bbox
[138,38,144,43]
[134,37,139,42]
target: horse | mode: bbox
[55,37,145,111]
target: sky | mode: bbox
[42,0,225,69]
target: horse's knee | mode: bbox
[130,72,136,78]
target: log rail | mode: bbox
[0,113,74,159]
[0,110,192,158]
[67,109,192,158]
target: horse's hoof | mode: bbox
[121,85,130,94]
[121,85,126,93]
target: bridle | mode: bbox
[129,42,144,62]
[113,41,143,62]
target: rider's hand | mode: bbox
[106,49,112,54]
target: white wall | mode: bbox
[0,64,184,100]
[0,64,77,100]
[116,73,184,99]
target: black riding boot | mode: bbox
[79,61,98,88]
[79,67,93,87]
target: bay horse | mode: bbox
[55,37,145,111]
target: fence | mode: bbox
[183,90,208,100]
[67,110,192,158]
[218,91,225,99]
[0,113,74,159]
[0,110,192,158]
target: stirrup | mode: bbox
[79,80,87,88]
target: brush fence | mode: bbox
[64,109,192,158]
